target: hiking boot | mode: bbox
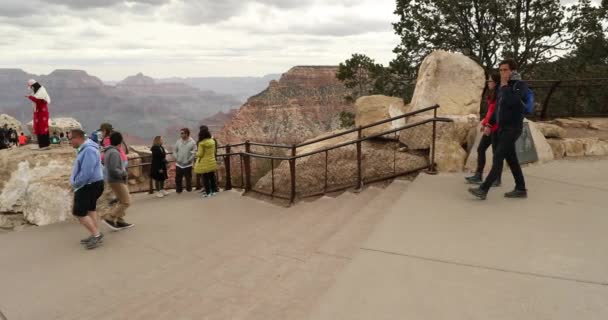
[492,180,501,187]
[465,173,483,184]
[81,233,104,245]
[505,189,527,198]
[85,234,104,250]
[468,187,487,200]
[116,221,134,230]
[103,219,120,231]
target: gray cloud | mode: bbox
[42,0,170,10]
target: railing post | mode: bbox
[244,141,252,192]
[290,145,297,204]
[426,107,438,175]
[224,145,232,191]
[540,80,561,120]
[356,127,363,189]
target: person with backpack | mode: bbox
[469,59,528,200]
[194,126,218,198]
[101,131,134,231]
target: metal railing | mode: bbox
[126,105,452,201]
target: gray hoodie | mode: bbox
[174,137,197,168]
[105,145,128,183]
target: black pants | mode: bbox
[476,133,501,183]
[202,172,218,195]
[38,134,50,148]
[154,180,165,191]
[175,166,193,193]
[481,128,526,192]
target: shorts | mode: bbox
[73,180,104,217]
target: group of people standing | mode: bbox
[149,125,219,198]
[0,124,26,149]
[467,58,529,200]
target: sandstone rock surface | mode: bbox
[399,114,478,150]
[355,95,407,139]
[27,117,82,136]
[432,140,467,172]
[535,122,566,138]
[218,66,353,145]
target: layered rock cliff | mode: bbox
[217,66,353,145]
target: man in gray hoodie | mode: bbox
[102,131,134,230]
[174,128,197,193]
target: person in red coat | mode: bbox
[26,79,51,149]
[465,73,502,186]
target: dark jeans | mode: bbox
[154,180,165,191]
[202,172,218,195]
[476,133,501,183]
[37,134,50,148]
[481,128,526,192]
[175,166,193,193]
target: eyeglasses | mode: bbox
[180,132,186,135]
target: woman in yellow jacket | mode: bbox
[194,126,218,197]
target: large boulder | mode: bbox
[407,50,486,116]
[0,114,24,133]
[432,140,467,172]
[552,118,592,129]
[255,130,428,197]
[465,120,554,172]
[535,122,566,139]
[0,146,115,229]
[355,95,407,139]
[586,139,608,156]
[399,114,478,150]
[547,139,566,159]
[27,117,82,136]
[561,137,608,157]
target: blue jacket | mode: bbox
[70,139,104,190]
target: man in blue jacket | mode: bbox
[70,129,105,249]
[469,59,528,200]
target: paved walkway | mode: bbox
[310,157,608,320]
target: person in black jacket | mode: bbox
[469,59,528,200]
[150,136,169,198]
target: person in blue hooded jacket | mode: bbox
[69,129,105,250]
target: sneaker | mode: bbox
[492,180,501,187]
[465,173,482,184]
[505,189,527,198]
[202,193,210,198]
[155,192,164,198]
[161,190,170,196]
[85,233,104,250]
[468,187,487,200]
[116,221,134,230]
[103,219,120,231]
[81,232,104,245]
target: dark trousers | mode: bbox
[154,180,165,191]
[481,128,526,191]
[37,134,50,148]
[175,166,193,193]
[476,133,501,183]
[202,172,218,195]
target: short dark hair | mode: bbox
[180,128,190,136]
[71,129,85,139]
[110,131,123,146]
[60,132,64,138]
[499,59,518,71]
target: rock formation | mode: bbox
[355,95,407,139]
[217,66,353,145]
[0,114,24,133]
[26,117,82,136]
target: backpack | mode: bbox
[513,81,535,114]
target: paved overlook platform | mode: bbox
[0,158,607,320]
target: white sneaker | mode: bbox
[155,192,164,198]
[161,190,170,196]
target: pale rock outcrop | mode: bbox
[586,139,608,156]
[552,118,592,129]
[0,114,24,133]
[547,139,566,159]
[535,122,566,139]
[399,50,484,151]
[27,117,82,136]
[355,95,407,139]
[432,140,467,172]
[560,137,608,157]
[254,130,428,197]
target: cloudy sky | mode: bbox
[0,0,594,80]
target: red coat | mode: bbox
[28,96,49,135]
[481,97,499,133]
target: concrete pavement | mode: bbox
[310,157,608,320]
